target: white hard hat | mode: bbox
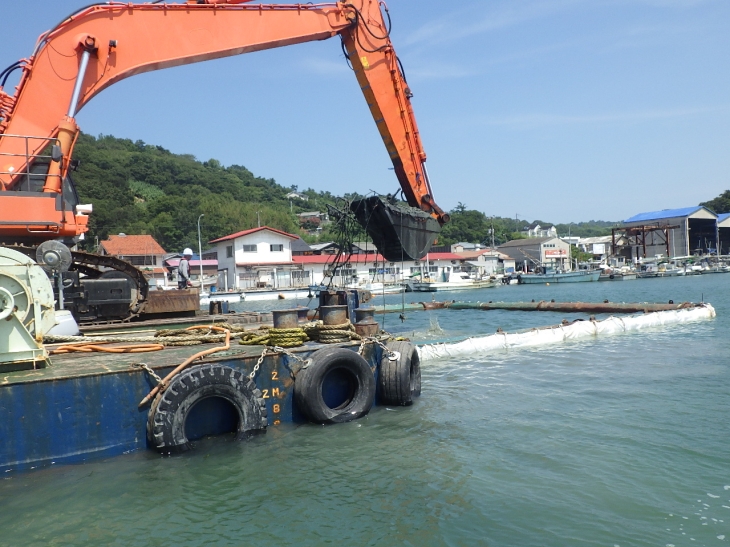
[183,248,193,256]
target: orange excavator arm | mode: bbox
[0,0,446,245]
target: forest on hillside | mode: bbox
[71,133,620,252]
[701,190,730,215]
[72,133,352,253]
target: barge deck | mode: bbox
[0,333,416,473]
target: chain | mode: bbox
[358,337,400,361]
[132,362,163,385]
[249,347,268,380]
[270,346,312,377]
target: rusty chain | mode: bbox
[132,362,163,385]
[248,345,314,380]
[357,337,400,362]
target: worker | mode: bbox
[178,248,193,289]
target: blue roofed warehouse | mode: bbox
[621,206,718,259]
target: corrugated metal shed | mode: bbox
[623,206,713,223]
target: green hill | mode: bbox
[72,133,340,252]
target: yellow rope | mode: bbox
[239,327,309,347]
[316,321,362,343]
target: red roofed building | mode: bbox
[100,234,167,283]
[209,227,305,290]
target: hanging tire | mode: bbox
[294,346,375,424]
[378,340,421,406]
[147,363,267,454]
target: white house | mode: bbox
[577,236,613,260]
[285,191,308,202]
[291,252,477,286]
[522,223,558,238]
[450,242,487,253]
[455,249,515,275]
[210,227,307,291]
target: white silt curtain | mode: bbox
[417,305,716,361]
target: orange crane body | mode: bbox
[0,1,446,242]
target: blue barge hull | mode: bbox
[0,341,388,473]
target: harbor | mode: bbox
[1,274,727,547]
[0,0,727,546]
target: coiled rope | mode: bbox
[237,320,363,347]
[240,325,309,347]
[310,321,363,344]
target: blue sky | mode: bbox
[2,1,728,223]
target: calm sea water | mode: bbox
[2,275,728,547]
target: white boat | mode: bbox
[598,271,637,281]
[199,291,244,307]
[200,287,313,307]
[598,265,637,281]
[518,269,601,284]
[242,288,312,302]
[638,262,686,277]
[410,272,498,292]
[359,282,405,294]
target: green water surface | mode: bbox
[1,275,728,547]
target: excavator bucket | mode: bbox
[350,196,441,262]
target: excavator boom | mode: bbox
[0,1,446,308]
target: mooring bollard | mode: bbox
[320,305,348,326]
[354,307,379,337]
[272,309,300,329]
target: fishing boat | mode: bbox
[518,269,600,284]
[598,267,638,281]
[360,282,405,294]
[598,272,637,281]
[409,272,498,292]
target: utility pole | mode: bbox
[197,214,205,286]
[257,211,261,228]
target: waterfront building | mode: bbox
[498,237,571,272]
[619,206,718,259]
[210,227,305,291]
[99,234,168,287]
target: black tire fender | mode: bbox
[293,346,375,424]
[378,340,421,406]
[147,363,267,454]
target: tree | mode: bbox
[701,190,730,214]
[439,207,489,245]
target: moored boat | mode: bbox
[410,272,498,292]
[599,272,637,281]
[200,287,314,307]
[518,270,600,284]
